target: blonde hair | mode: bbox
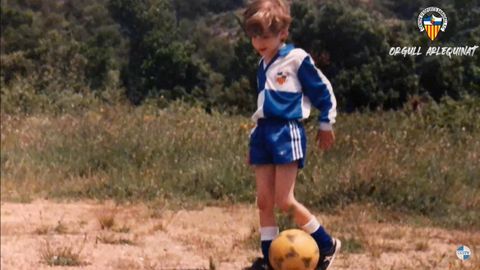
[243,0,292,37]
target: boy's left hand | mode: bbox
[316,129,335,151]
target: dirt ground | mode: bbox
[1,200,479,270]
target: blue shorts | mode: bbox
[249,119,307,169]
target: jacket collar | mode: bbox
[278,43,295,57]
[262,43,295,71]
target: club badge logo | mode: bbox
[276,72,288,85]
[418,7,448,41]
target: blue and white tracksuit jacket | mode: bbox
[249,44,337,168]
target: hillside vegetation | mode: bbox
[1,0,479,114]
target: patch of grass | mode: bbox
[242,226,260,250]
[34,225,51,235]
[40,237,87,266]
[149,222,165,233]
[377,240,403,253]
[2,98,479,229]
[34,220,69,235]
[209,256,217,270]
[112,224,130,233]
[414,241,429,251]
[339,236,364,254]
[381,226,408,240]
[96,233,136,245]
[275,211,297,232]
[54,220,69,234]
[178,234,215,250]
[97,210,116,230]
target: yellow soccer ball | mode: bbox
[269,229,320,270]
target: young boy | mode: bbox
[243,1,341,270]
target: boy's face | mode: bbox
[251,29,287,61]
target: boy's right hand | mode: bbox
[316,129,335,151]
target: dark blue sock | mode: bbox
[311,226,333,253]
[261,240,272,263]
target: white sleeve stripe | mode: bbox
[316,68,337,124]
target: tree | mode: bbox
[108,0,206,103]
[290,1,419,110]
[172,0,244,19]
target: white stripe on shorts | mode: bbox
[293,122,303,159]
[289,121,302,160]
[289,122,297,160]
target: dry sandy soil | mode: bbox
[1,200,479,270]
